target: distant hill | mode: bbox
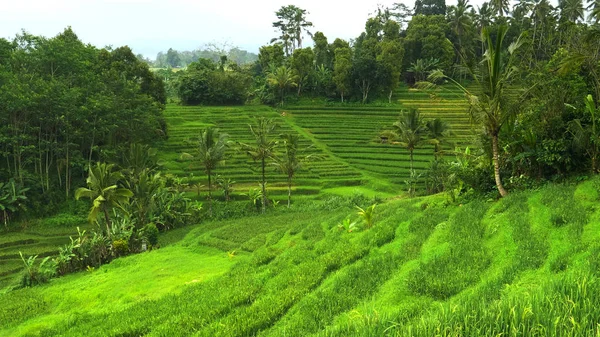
[154,47,258,68]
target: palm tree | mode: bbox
[559,0,585,22]
[183,127,229,216]
[588,0,600,23]
[272,133,319,208]
[393,109,427,171]
[426,118,451,159]
[569,95,600,173]
[267,66,299,106]
[75,163,133,236]
[476,2,495,30]
[448,0,474,62]
[491,0,510,16]
[429,25,523,197]
[239,118,277,213]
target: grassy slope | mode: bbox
[2,179,600,336]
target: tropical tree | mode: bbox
[290,47,315,96]
[267,66,299,106]
[589,0,600,23]
[491,0,511,16]
[447,0,475,63]
[333,45,353,102]
[239,118,278,213]
[0,179,28,228]
[392,109,428,171]
[559,0,585,22]
[426,118,451,159]
[272,133,319,208]
[568,94,600,172]
[75,163,133,236]
[429,25,523,197]
[271,5,313,56]
[182,127,229,216]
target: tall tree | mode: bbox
[239,118,278,213]
[393,109,427,171]
[430,25,523,197]
[272,134,317,208]
[183,128,229,216]
[491,0,510,16]
[290,47,315,96]
[333,45,353,102]
[426,118,451,159]
[312,32,331,68]
[272,5,313,56]
[559,0,585,22]
[414,0,447,15]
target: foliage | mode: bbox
[0,178,29,228]
[19,252,56,288]
[355,204,376,228]
[177,59,251,105]
[238,118,278,213]
[75,163,133,236]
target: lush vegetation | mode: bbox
[2,180,600,336]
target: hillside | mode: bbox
[2,179,600,336]
[158,84,475,201]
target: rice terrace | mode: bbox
[2,1,600,336]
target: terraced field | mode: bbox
[158,85,475,198]
[0,215,89,290]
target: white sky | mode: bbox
[3,0,486,59]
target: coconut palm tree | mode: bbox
[588,0,600,23]
[75,163,133,236]
[393,109,427,171]
[272,133,319,208]
[448,0,474,61]
[559,0,585,22]
[239,118,278,213]
[428,25,523,197]
[267,66,299,106]
[182,127,228,216]
[426,118,451,159]
[491,0,510,16]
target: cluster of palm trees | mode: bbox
[186,118,317,215]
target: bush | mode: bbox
[142,223,159,247]
[19,253,56,288]
[112,239,130,257]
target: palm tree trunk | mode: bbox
[287,176,292,208]
[492,133,508,197]
[207,170,212,217]
[103,207,111,237]
[261,157,266,213]
[388,90,393,104]
[410,149,414,171]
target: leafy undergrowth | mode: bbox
[2,179,600,336]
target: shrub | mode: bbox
[112,239,130,257]
[19,253,56,288]
[142,223,160,247]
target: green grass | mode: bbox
[3,178,600,336]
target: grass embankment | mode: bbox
[2,179,600,336]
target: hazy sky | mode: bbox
[4,0,482,60]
